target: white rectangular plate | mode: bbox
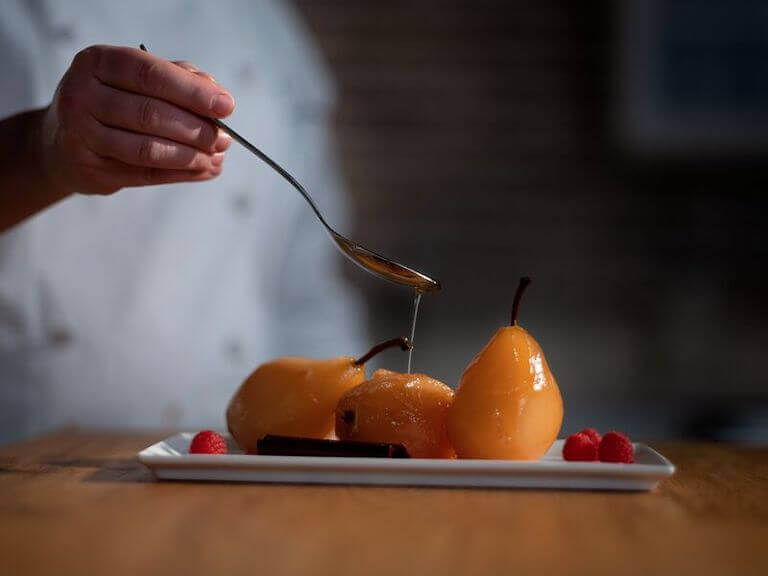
[138,433,675,491]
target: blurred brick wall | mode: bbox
[293,0,768,440]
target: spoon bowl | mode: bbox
[331,234,440,293]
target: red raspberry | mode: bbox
[579,428,601,446]
[598,431,634,463]
[562,432,598,461]
[189,430,228,455]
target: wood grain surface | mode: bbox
[1,430,767,575]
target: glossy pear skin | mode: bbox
[448,326,563,460]
[227,357,365,453]
[335,369,456,458]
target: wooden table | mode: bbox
[1,430,767,575]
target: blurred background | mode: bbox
[292,0,768,443]
[2,0,767,446]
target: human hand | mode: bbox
[39,45,235,196]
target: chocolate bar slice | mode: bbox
[256,435,410,458]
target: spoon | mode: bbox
[140,44,440,293]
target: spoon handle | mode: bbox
[209,118,329,229]
[138,44,440,292]
[138,44,330,231]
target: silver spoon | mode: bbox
[140,45,440,293]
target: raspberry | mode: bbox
[598,431,634,463]
[189,430,228,455]
[579,428,601,446]
[562,432,598,461]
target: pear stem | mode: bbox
[353,337,412,366]
[511,276,532,326]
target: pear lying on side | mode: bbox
[335,368,455,458]
[227,338,410,453]
[448,277,563,460]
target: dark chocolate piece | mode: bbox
[256,435,410,458]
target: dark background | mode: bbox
[292,0,768,443]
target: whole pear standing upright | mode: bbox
[448,278,563,459]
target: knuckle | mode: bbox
[189,83,210,112]
[198,123,218,151]
[72,45,103,72]
[137,97,159,130]
[57,75,78,103]
[57,70,101,124]
[56,88,78,120]
[56,84,85,127]
[72,46,92,68]
[135,59,162,93]
[175,60,198,72]
[137,138,157,164]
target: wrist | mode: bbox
[0,108,73,233]
[27,107,72,202]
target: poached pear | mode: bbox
[448,277,563,459]
[335,368,455,458]
[227,338,410,453]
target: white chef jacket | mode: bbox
[0,0,366,444]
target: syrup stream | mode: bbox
[407,290,422,374]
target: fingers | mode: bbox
[50,46,232,196]
[90,82,231,153]
[82,114,226,171]
[92,45,235,118]
[90,156,222,190]
[173,60,217,84]
[173,60,200,73]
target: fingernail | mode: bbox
[214,131,232,152]
[211,93,234,116]
[211,153,226,167]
